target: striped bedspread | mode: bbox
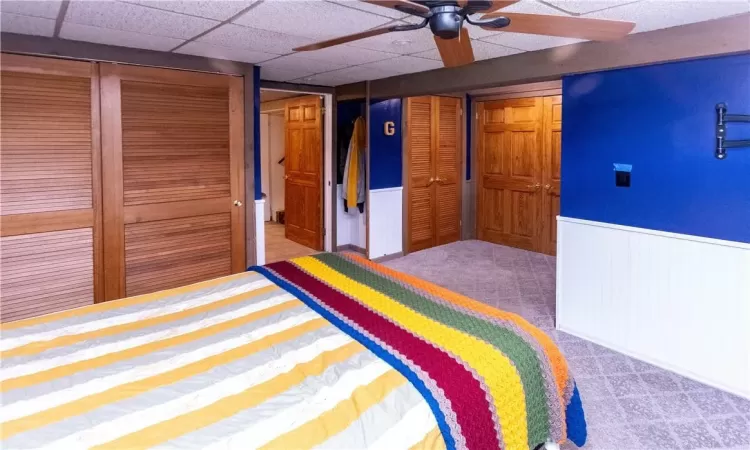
[0,253,586,450]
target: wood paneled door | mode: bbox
[0,54,102,322]
[405,96,462,253]
[476,95,561,255]
[284,95,323,250]
[100,64,245,299]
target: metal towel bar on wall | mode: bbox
[715,103,750,159]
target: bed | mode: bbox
[0,253,586,450]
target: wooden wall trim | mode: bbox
[123,198,231,224]
[0,32,252,76]
[471,81,562,102]
[343,14,750,98]
[260,80,335,94]
[229,76,247,273]
[0,52,92,77]
[0,210,94,237]
[469,80,561,96]
[103,63,238,87]
[91,64,104,303]
[99,63,126,301]
[474,89,562,102]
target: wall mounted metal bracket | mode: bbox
[716,103,750,159]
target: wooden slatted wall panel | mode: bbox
[406,97,435,252]
[0,229,93,322]
[121,82,230,206]
[125,214,231,296]
[0,72,92,214]
[435,97,461,245]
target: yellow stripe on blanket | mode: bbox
[262,370,406,449]
[1,316,326,439]
[294,256,529,450]
[92,341,367,450]
[1,300,301,393]
[3,285,280,358]
[411,427,447,450]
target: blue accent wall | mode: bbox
[466,94,472,180]
[562,53,750,243]
[253,66,262,200]
[369,98,403,190]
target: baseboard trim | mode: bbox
[371,252,404,263]
[336,244,366,255]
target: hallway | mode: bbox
[264,222,318,264]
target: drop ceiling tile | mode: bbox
[585,0,750,34]
[64,0,219,39]
[0,0,62,19]
[260,66,310,82]
[357,55,443,74]
[233,0,391,40]
[175,41,277,63]
[121,0,257,21]
[1,12,55,36]
[348,27,437,54]
[197,23,313,55]
[260,53,349,76]
[312,64,402,84]
[413,39,523,61]
[289,44,397,66]
[481,32,583,51]
[328,0,410,19]
[501,0,573,15]
[289,73,342,86]
[545,1,640,15]
[60,22,184,50]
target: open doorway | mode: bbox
[259,88,331,264]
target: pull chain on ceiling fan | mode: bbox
[293,0,635,68]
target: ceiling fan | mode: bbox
[293,0,635,68]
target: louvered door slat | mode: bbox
[0,72,92,215]
[101,64,245,300]
[435,97,462,246]
[406,97,436,252]
[0,55,100,323]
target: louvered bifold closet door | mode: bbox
[100,64,245,300]
[405,97,436,252]
[0,55,102,322]
[434,97,462,246]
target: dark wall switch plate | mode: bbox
[615,171,631,187]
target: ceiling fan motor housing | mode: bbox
[429,5,463,39]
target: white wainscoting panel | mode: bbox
[557,217,750,399]
[255,199,266,266]
[369,187,403,259]
[336,184,366,250]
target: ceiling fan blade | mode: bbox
[480,12,635,41]
[360,0,430,17]
[434,27,475,68]
[458,1,519,13]
[293,26,398,51]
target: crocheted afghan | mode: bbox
[256,252,587,450]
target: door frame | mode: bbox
[471,81,562,253]
[256,88,335,264]
[401,95,464,256]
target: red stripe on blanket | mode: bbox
[268,261,500,450]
